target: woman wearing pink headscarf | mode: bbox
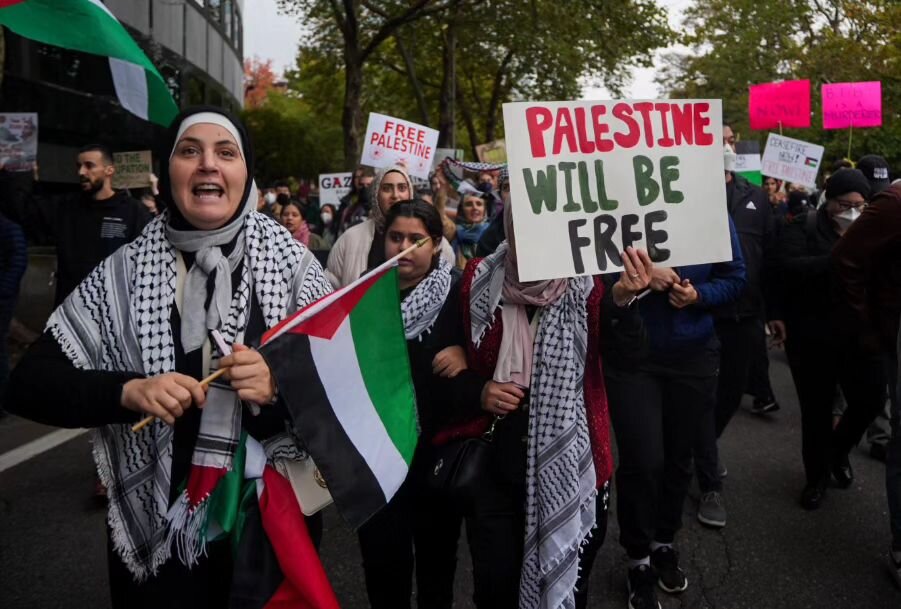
[435,181,653,609]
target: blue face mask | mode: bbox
[477,182,493,194]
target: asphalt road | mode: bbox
[2,350,899,608]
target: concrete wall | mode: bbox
[107,0,150,32]
[152,0,186,56]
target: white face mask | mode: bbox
[320,212,333,225]
[264,192,277,205]
[834,207,860,230]
[723,144,737,172]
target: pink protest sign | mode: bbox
[822,81,882,129]
[748,80,811,130]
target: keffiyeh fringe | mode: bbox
[48,211,332,580]
[467,245,597,609]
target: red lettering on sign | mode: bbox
[526,106,553,158]
[692,103,713,145]
[612,103,640,149]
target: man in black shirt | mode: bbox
[2,144,151,306]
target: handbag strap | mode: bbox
[482,414,505,441]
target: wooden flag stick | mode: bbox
[130,367,229,433]
[132,237,430,434]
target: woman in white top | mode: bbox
[325,164,454,288]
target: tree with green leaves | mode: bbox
[277,0,478,168]
[279,0,672,165]
[241,90,344,185]
[660,0,901,172]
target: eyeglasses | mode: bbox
[833,198,866,211]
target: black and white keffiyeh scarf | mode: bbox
[401,256,452,340]
[47,210,331,580]
[469,243,598,609]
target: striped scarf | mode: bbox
[468,244,597,609]
[47,211,331,580]
[400,256,452,340]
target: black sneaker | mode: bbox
[800,480,827,510]
[626,564,660,609]
[870,443,888,463]
[751,397,780,415]
[651,546,688,593]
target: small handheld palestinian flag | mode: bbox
[260,251,420,530]
[0,0,178,125]
[204,433,342,609]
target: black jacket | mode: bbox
[0,185,151,305]
[402,271,485,438]
[770,207,839,342]
[475,213,505,257]
[716,173,773,320]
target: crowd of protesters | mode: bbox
[1,105,901,609]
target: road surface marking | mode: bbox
[0,428,89,474]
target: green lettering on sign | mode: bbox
[523,166,558,214]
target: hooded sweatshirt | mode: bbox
[325,165,455,288]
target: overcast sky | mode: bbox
[242,0,691,99]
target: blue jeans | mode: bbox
[0,296,16,411]
[887,333,901,551]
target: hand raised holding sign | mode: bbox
[612,247,653,307]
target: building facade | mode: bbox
[0,0,244,184]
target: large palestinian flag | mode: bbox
[0,0,178,125]
[261,260,418,530]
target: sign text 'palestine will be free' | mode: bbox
[502,100,732,282]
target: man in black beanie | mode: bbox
[768,168,885,510]
[857,154,893,196]
[833,180,901,585]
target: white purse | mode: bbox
[277,456,334,516]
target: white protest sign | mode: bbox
[475,139,508,163]
[0,113,38,172]
[318,172,353,206]
[112,150,152,189]
[761,133,823,188]
[361,113,439,180]
[502,100,732,282]
[735,152,761,173]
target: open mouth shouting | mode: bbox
[192,182,225,201]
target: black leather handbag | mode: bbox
[428,415,503,513]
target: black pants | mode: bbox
[109,536,232,609]
[693,317,757,492]
[108,507,323,608]
[746,317,775,401]
[607,344,718,559]
[713,317,759,436]
[357,447,462,609]
[785,334,885,485]
[464,411,609,609]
